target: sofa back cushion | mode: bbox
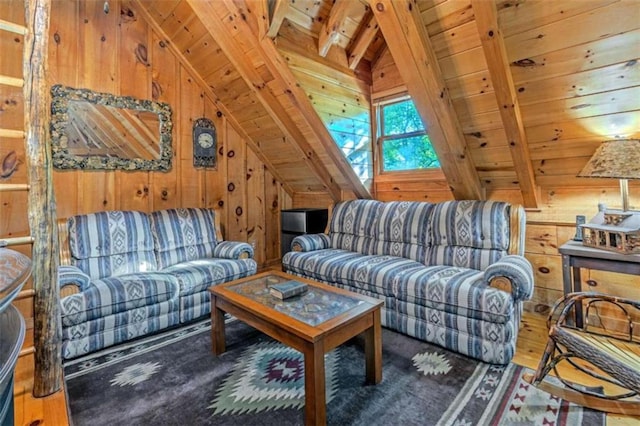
[328,200,382,253]
[369,201,433,261]
[68,210,158,279]
[426,200,510,270]
[150,208,219,269]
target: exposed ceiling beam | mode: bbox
[347,10,378,70]
[369,0,484,201]
[134,0,296,196]
[471,0,540,209]
[187,0,346,201]
[219,0,372,200]
[318,0,352,57]
[266,0,289,38]
[254,0,270,39]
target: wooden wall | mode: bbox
[371,48,456,202]
[289,0,640,315]
[286,0,640,325]
[48,0,292,263]
[0,0,290,330]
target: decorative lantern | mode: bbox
[578,139,640,254]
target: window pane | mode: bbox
[382,99,425,136]
[329,112,373,187]
[382,135,440,171]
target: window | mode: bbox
[377,97,440,172]
[330,111,373,187]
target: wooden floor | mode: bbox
[13,311,640,425]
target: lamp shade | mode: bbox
[578,139,640,179]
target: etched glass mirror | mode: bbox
[50,85,173,171]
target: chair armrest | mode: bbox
[59,265,91,296]
[549,292,640,331]
[291,234,330,252]
[213,241,254,259]
[484,255,534,301]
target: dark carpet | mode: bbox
[64,320,604,426]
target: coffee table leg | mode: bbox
[304,342,326,426]
[364,310,382,385]
[211,295,226,355]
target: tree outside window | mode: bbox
[378,98,440,172]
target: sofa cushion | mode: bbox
[150,208,220,269]
[391,308,516,364]
[332,254,425,296]
[61,304,179,360]
[68,211,158,279]
[428,200,510,250]
[283,249,368,284]
[425,245,505,271]
[62,299,179,341]
[426,200,510,269]
[369,201,433,261]
[328,200,382,253]
[394,299,515,343]
[60,272,179,326]
[178,291,213,323]
[161,258,257,296]
[392,266,514,324]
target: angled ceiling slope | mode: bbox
[370,0,485,201]
[137,0,371,201]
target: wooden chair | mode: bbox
[523,292,640,416]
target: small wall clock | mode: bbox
[193,117,217,168]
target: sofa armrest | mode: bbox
[291,234,330,252]
[484,255,534,301]
[59,265,91,297]
[213,241,254,259]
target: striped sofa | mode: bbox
[282,200,534,364]
[57,208,257,360]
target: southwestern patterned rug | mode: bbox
[64,320,604,426]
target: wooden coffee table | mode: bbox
[209,270,383,426]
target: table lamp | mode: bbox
[578,139,640,211]
[577,139,640,254]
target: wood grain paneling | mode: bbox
[1,0,286,333]
[505,2,638,62]
[225,122,248,242]
[370,0,638,213]
[3,0,640,376]
[498,0,618,37]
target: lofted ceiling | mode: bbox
[136,0,640,207]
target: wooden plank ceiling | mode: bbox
[137,0,640,208]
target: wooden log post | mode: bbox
[23,0,62,397]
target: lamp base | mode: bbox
[620,178,630,212]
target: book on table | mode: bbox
[270,280,308,299]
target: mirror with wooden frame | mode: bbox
[50,85,173,171]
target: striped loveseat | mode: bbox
[57,208,257,359]
[282,200,534,364]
